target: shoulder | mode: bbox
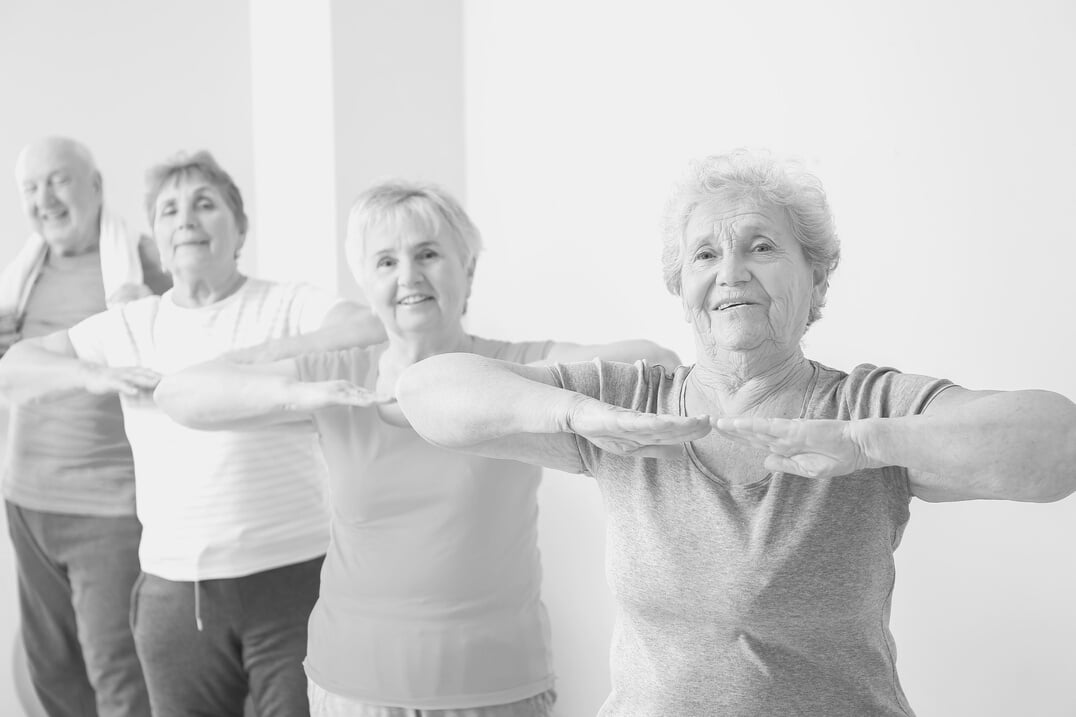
[295,343,382,383]
[470,335,553,363]
[552,358,676,412]
[813,361,954,420]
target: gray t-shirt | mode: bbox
[553,359,953,717]
[3,250,135,515]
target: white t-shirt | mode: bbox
[68,277,342,581]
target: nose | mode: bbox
[716,251,751,286]
[397,257,422,286]
[36,183,57,208]
[174,203,196,229]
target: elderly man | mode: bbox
[1,137,169,716]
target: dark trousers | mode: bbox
[5,501,149,717]
[131,555,324,717]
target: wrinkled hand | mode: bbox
[284,380,395,413]
[568,397,711,459]
[108,283,153,305]
[714,417,882,478]
[83,365,162,397]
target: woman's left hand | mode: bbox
[714,417,884,478]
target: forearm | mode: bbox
[397,353,580,448]
[856,390,1076,501]
[0,340,97,403]
[226,314,386,364]
[154,360,300,429]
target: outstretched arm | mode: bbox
[0,331,160,404]
[154,357,391,431]
[223,302,386,364]
[716,387,1076,503]
[397,353,711,473]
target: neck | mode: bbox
[171,271,247,308]
[689,346,814,416]
[383,323,470,366]
[50,217,102,258]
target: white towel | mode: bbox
[0,207,145,317]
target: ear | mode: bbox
[235,231,247,259]
[811,267,829,307]
[465,257,477,295]
[92,170,104,200]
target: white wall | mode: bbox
[463,1,1076,715]
[0,1,254,713]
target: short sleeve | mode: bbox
[466,336,553,364]
[842,364,958,420]
[295,346,375,386]
[551,358,660,476]
[66,306,128,366]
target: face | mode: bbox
[152,172,244,280]
[360,218,474,336]
[679,195,823,359]
[16,140,103,255]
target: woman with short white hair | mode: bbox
[393,150,1076,716]
[155,180,681,717]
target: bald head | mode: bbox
[15,137,103,256]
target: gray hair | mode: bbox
[144,150,248,235]
[345,180,482,280]
[661,149,840,326]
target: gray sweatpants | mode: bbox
[131,555,324,717]
[5,501,149,717]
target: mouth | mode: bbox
[173,240,211,252]
[38,209,69,223]
[713,299,757,312]
[397,294,434,306]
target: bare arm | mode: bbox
[868,387,1076,502]
[0,331,160,404]
[223,302,386,364]
[396,353,711,473]
[716,387,1076,503]
[154,356,390,431]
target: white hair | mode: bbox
[661,149,840,326]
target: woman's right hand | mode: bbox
[565,396,711,459]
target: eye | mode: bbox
[196,198,215,210]
[53,175,70,186]
[751,241,774,253]
[159,205,177,217]
[693,248,717,262]
[418,248,439,261]
[376,256,396,269]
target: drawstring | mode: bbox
[194,580,204,632]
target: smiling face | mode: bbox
[16,139,103,256]
[152,171,245,285]
[680,194,823,362]
[360,214,474,337]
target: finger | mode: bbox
[763,453,810,477]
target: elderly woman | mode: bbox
[0,151,383,717]
[392,150,1076,716]
[154,180,680,717]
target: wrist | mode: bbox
[847,418,889,471]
